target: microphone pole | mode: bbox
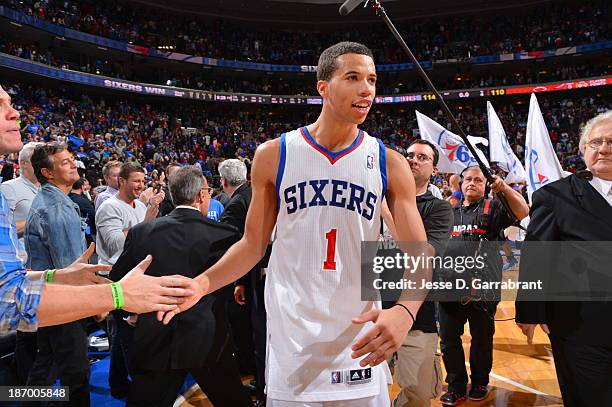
[339,0,523,227]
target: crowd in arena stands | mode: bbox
[1,83,609,198]
[1,39,610,96]
[0,0,608,65]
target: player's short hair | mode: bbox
[409,139,440,166]
[218,159,247,187]
[317,41,374,81]
[579,110,612,154]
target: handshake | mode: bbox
[34,242,206,329]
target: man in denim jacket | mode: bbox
[0,84,199,344]
[24,142,92,406]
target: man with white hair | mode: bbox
[1,141,43,238]
[516,110,612,407]
[219,158,248,198]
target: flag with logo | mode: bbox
[487,101,527,184]
[525,93,565,201]
[416,110,489,174]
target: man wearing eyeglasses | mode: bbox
[438,164,528,405]
[405,142,444,200]
[516,110,612,407]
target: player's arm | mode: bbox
[159,139,280,324]
[352,148,429,367]
[35,255,196,327]
[380,198,398,241]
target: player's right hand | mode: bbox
[120,255,196,314]
[157,273,209,324]
[516,323,549,345]
[234,285,246,305]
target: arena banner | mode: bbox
[1,6,610,73]
[1,53,611,105]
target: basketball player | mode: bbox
[159,42,428,405]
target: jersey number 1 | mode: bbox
[323,228,337,271]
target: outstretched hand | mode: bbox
[351,306,413,367]
[120,255,197,314]
[156,274,209,325]
[55,243,112,285]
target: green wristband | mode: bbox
[110,282,125,310]
[44,269,56,283]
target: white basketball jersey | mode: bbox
[265,127,392,402]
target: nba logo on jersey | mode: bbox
[367,155,374,169]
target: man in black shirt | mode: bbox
[69,178,96,243]
[439,166,528,405]
[384,140,453,407]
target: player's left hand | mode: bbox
[351,307,413,367]
[489,175,507,195]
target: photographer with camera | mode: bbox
[438,166,528,405]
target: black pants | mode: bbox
[127,336,251,407]
[438,301,498,393]
[247,277,267,401]
[13,331,37,385]
[26,321,90,406]
[550,335,612,407]
[108,314,134,395]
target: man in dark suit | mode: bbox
[219,158,268,404]
[109,165,251,407]
[516,111,612,407]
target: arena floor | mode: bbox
[179,300,562,406]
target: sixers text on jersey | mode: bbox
[282,179,378,220]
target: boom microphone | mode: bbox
[340,0,524,227]
[339,0,365,16]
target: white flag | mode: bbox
[416,110,489,174]
[487,101,527,184]
[525,93,565,201]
